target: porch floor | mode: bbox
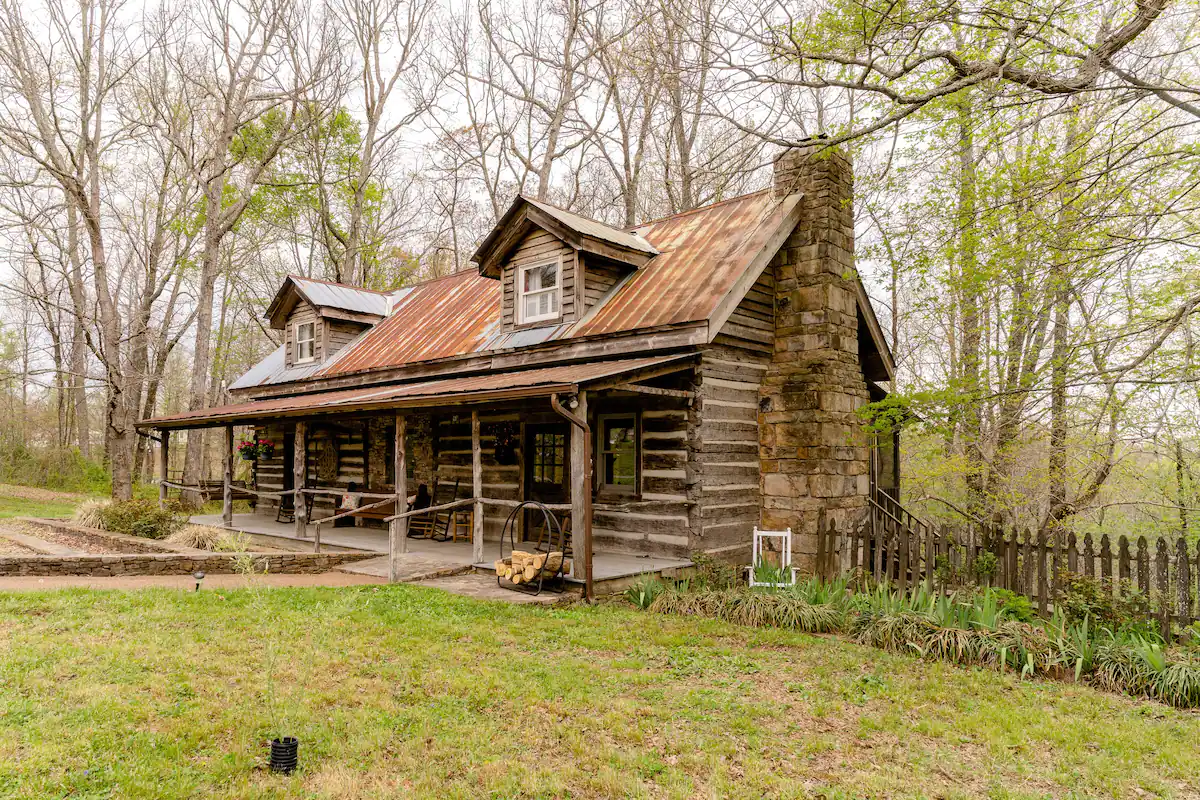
[190,513,693,586]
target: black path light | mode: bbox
[193,571,206,592]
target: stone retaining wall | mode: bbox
[17,518,197,554]
[0,551,374,577]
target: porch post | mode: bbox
[569,392,590,583]
[158,430,170,510]
[294,421,307,539]
[471,409,484,564]
[390,413,407,582]
[222,425,234,527]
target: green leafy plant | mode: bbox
[991,588,1035,622]
[97,498,186,539]
[688,552,740,591]
[1057,572,1151,632]
[751,559,794,587]
[626,576,665,610]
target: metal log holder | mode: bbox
[497,500,568,596]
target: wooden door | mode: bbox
[524,423,569,542]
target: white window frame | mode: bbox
[294,321,316,363]
[517,256,562,325]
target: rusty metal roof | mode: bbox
[575,190,779,335]
[141,355,693,429]
[318,269,500,376]
[298,190,786,380]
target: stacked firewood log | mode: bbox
[494,550,570,584]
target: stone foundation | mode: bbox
[760,141,871,570]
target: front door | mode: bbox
[524,423,569,543]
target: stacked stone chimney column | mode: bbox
[759,141,871,571]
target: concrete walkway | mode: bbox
[414,572,575,605]
[0,572,386,591]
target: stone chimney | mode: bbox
[759,139,870,571]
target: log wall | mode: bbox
[500,229,577,330]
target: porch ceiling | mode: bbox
[137,354,695,430]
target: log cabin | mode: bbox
[137,140,897,594]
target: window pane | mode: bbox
[603,418,636,487]
[524,262,557,292]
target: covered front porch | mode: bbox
[191,512,692,589]
[143,355,701,597]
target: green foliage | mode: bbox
[751,559,794,586]
[0,445,109,494]
[648,585,844,633]
[990,588,1035,622]
[687,551,740,591]
[625,575,665,610]
[97,498,186,540]
[1057,572,1152,632]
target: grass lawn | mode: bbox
[0,484,92,520]
[1,586,1197,799]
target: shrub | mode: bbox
[991,588,1035,622]
[688,552,740,590]
[167,524,229,551]
[72,499,110,529]
[0,444,111,494]
[648,585,843,633]
[1057,572,1151,631]
[98,498,185,540]
[625,576,665,610]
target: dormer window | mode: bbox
[295,321,316,363]
[519,259,561,324]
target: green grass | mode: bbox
[0,484,90,519]
[1,587,1198,799]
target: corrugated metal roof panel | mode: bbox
[572,190,779,336]
[524,197,658,254]
[235,190,792,387]
[143,355,691,428]
[317,270,499,376]
[292,276,392,316]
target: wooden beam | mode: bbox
[222,425,234,527]
[610,383,696,400]
[391,414,407,581]
[569,392,589,582]
[294,421,307,539]
[471,410,484,564]
[158,430,170,510]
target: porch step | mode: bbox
[335,555,473,583]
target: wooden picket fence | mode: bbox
[814,494,1200,637]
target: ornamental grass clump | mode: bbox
[71,499,109,529]
[647,584,844,633]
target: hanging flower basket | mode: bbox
[238,439,275,461]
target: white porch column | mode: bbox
[570,391,588,580]
[158,430,170,510]
[222,425,234,527]
[471,410,484,564]
[293,421,307,538]
[390,413,407,582]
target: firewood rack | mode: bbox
[496,501,569,596]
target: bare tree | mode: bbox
[0,0,141,497]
